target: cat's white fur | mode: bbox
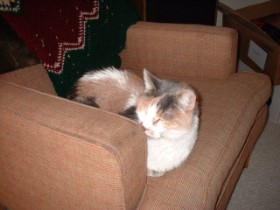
[81,67,129,88]
[139,109,199,177]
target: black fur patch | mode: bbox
[80,97,99,107]
[67,87,99,108]
[67,88,78,100]
[119,106,137,120]
[159,94,176,111]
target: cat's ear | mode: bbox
[177,90,196,112]
[143,69,160,93]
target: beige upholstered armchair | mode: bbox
[0,22,271,209]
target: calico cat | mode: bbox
[68,67,199,177]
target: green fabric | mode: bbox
[48,0,138,97]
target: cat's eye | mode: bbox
[153,118,161,125]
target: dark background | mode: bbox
[145,0,217,25]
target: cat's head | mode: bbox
[136,69,198,139]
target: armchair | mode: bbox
[0,21,271,209]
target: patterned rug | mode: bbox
[2,0,138,96]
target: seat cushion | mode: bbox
[138,72,271,210]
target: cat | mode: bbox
[68,67,199,177]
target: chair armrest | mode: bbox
[0,81,147,210]
[0,64,56,95]
[120,21,238,79]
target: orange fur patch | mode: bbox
[76,70,144,113]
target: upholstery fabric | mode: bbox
[137,72,271,209]
[120,22,238,79]
[0,81,147,210]
[0,64,56,95]
[216,105,267,209]
[0,21,272,210]
[0,66,271,210]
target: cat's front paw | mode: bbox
[147,169,165,177]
